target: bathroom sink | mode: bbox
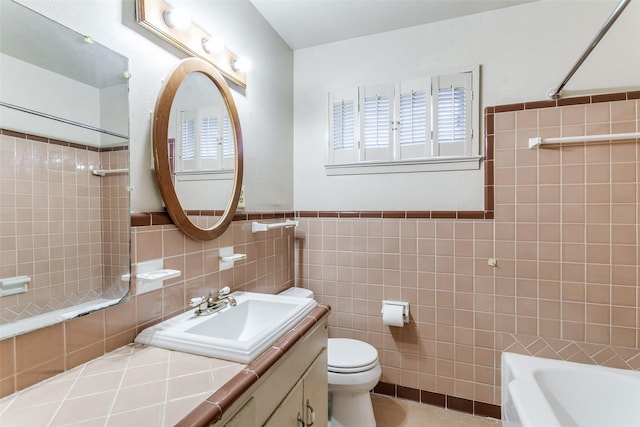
[135,291,317,363]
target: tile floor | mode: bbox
[372,394,501,427]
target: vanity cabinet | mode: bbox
[213,318,328,427]
[264,350,327,426]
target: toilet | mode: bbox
[279,287,382,427]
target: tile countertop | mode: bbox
[0,305,331,426]
[0,344,245,426]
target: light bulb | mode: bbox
[163,8,190,30]
[231,57,252,73]
[202,36,224,54]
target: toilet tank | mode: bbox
[279,287,314,299]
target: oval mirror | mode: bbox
[153,58,243,240]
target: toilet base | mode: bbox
[328,390,376,427]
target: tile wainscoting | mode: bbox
[0,213,296,398]
[0,129,128,324]
[3,91,640,416]
[294,91,640,408]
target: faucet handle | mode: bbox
[190,290,214,307]
[218,286,231,297]
[189,297,204,307]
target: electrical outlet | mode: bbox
[238,185,246,209]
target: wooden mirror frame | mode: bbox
[153,58,243,240]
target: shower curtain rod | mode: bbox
[548,0,632,99]
[0,101,128,140]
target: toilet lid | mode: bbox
[327,338,379,373]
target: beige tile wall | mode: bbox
[2,96,638,409]
[296,97,640,406]
[0,132,126,322]
[0,218,295,397]
[131,220,296,324]
[99,148,130,299]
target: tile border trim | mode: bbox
[489,90,640,113]
[0,128,128,152]
[373,381,501,420]
[131,211,297,227]
[131,209,498,227]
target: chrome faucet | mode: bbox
[189,286,237,316]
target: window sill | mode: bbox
[325,155,482,176]
[175,170,234,181]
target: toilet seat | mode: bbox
[328,338,379,374]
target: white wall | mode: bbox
[16,0,293,212]
[293,0,640,211]
[100,84,130,147]
[0,53,102,146]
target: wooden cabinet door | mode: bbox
[302,349,328,427]
[263,379,304,427]
[225,397,255,427]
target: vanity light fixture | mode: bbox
[231,57,252,73]
[162,8,190,29]
[202,36,224,54]
[135,0,247,88]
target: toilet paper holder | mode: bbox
[381,300,410,324]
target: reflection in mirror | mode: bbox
[169,71,235,223]
[154,58,243,241]
[0,0,130,339]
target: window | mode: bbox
[328,88,358,164]
[432,72,473,157]
[396,78,429,160]
[176,107,234,173]
[327,66,480,175]
[360,84,393,161]
[181,114,196,163]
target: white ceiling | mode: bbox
[250,0,538,50]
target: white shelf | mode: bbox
[251,220,299,233]
[0,275,30,297]
[136,269,181,282]
[219,247,247,271]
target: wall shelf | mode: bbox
[0,275,30,297]
[136,269,181,283]
[251,220,299,233]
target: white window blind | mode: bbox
[397,78,429,159]
[200,116,218,160]
[179,111,197,171]
[326,66,479,173]
[360,84,393,161]
[399,91,426,145]
[437,86,466,144]
[178,108,232,172]
[328,88,358,164]
[333,100,355,150]
[181,117,195,160]
[432,72,472,157]
[363,95,389,148]
[222,115,235,169]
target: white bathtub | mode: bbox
[501,352,640,427]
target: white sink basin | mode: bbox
[134,291,317,363]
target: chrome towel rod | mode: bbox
[548,0,632,99]
[529,132,640,149]
[92,168,129,176]
[0,101,129,140]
